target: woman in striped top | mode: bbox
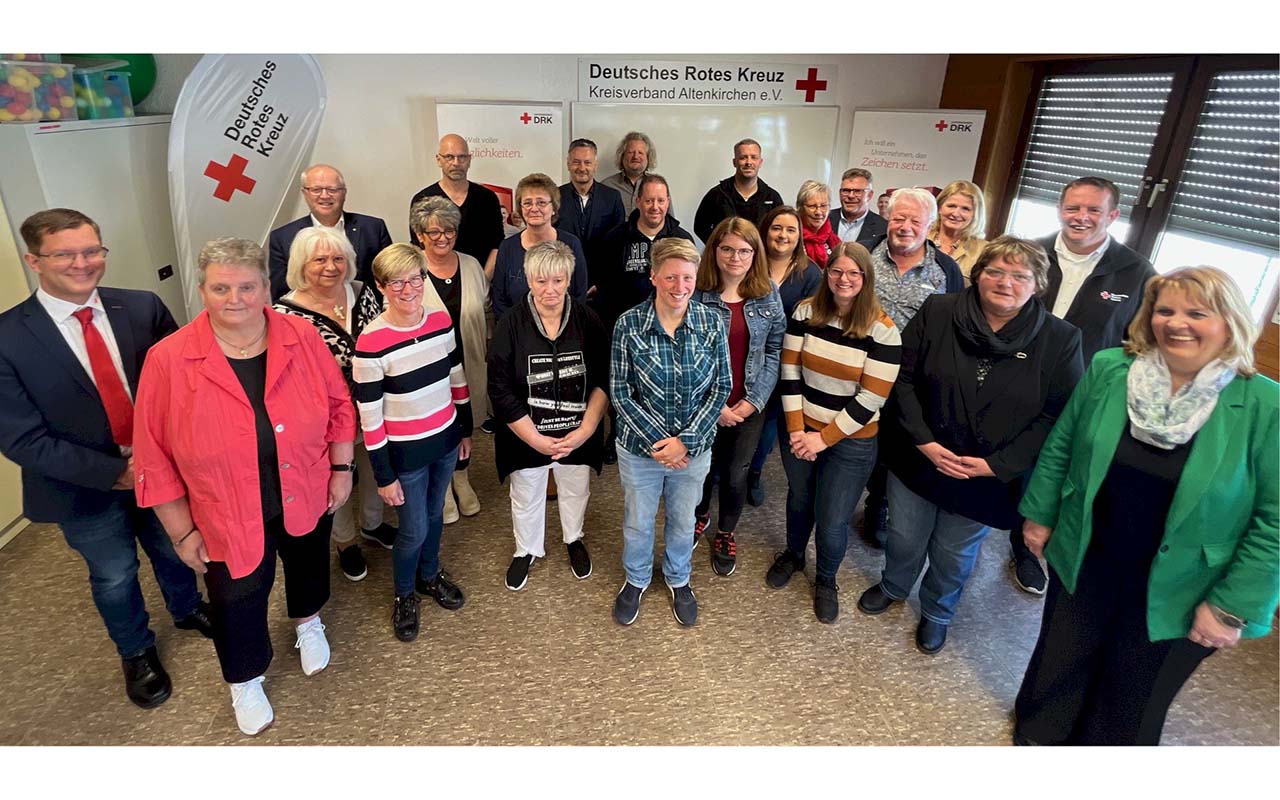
[353,244,473,643]
[769,241,902,623]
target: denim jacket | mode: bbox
[692,285,785,412]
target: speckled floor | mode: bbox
[1,434,1275,746]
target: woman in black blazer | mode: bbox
[856,236,1084,654]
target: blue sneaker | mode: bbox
[613,582,645,625]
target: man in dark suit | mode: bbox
[267,163,393,301]
[556,138,625,297]
[0,208,213,710]
[1006,175,1158,596]
[830,167,888,249]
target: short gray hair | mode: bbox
[298,163,345,189]
[198,238,267,287]
[410,196,462,239]
[796,180,830,208]
[286,227,357,292]
[887,188,938,225]
[524,240,575,284]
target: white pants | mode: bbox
[332,440,388,545]
[509,462,591,558]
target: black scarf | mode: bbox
[950,285,1046,357]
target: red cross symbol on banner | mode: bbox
[204,154,257,202]
[520,112,532,124]
[794,68,827,103]
[935,119,948,131]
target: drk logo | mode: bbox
[519,112,554,125]
[934,119,973,133]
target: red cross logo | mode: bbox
[204,154,256,202]
[794,68,827,103]
[935,119,948,131]
[519,112,532,125]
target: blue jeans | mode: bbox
[749,395,783,473]
[617,447,712,589]
[780,435,877,580]
[59,492,202,658]
[391,446,459,597]
[880,471,991,624]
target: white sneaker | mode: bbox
[294,617,330,676]
[230,676,274,735]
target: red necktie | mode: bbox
[72,307,134,446]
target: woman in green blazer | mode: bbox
[1013,266,1278,746]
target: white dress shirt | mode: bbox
[1051,233,1112,318]
[836,211,868,243]
[36,287,132,400]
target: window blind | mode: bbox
[1013,72,1175,217]
[1162,70,1279,251]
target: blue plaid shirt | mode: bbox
[609,296,731,459]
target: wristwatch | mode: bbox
[1209,604,1247,629]
[330,463,356,472]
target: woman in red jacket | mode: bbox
[133,238,356,737]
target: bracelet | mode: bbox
[175,528,198,547]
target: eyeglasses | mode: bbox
[35,246,109,266]
[802,203,830,212]
[303,186,345,196]
[982,267,1036,285]
[717,245,755,261]
[383,273,426,291]
[827,268,864,282]
[520,199,552,210]
[424,229,458,241]
[840,188,872,196]
[438,153,471,163]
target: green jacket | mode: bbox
[1020,348,1279,641]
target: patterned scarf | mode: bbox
[1126,350,1236,449]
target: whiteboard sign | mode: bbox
[580,59,838,106]
[847,109,986,195]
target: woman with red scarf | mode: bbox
[797,180,841,269]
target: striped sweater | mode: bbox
[353,308,472,486]
[780,302,902,446]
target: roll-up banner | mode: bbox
[168,54,326,319]
[435,101,565,234]
[846,109,986,197]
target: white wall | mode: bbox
[147,53,947,240]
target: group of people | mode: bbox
[0,124,1274,746]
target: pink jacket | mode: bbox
[133,307,356,579]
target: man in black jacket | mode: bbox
[829,167,888,249]
[1006,175,1157,596]
[693,138,785,243]
[556,138,625,292]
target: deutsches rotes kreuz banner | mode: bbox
[168,54,326,319]
[579,59,838,106]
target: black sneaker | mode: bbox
[710,530,736,577]
[668,583,698,626]
[814,576,839,623]
[479,416,497,435]
[603,439,618,466]
[361,522,397,550]
[567,540,592,579]
[338,544,368,582]
[506,555,534,591]
[392,594,420,642]
[692,514,710,551]
[765,550,803,589]
[746,470,765,507]
[1011,552,1048,595]
[613,582,645,625]
[416,570,466,610]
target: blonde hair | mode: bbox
[928,180,986,241]
[650,237,699,273]
[796,180,830,209]
[1124,266,1258,377]
[798,242,883,338]
[524,240,575,284]
[286,227,357,291]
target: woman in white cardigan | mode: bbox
[358,197,490,523]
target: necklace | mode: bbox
[333,303,347,320]
[213,322,268,357]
